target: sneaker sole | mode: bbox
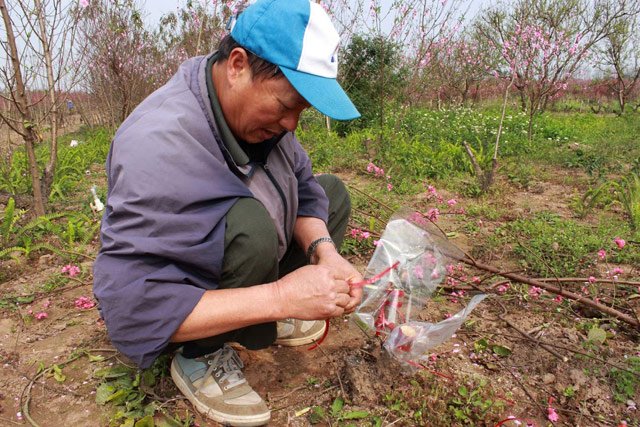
[274,321,327,347]
[170,359,270,427]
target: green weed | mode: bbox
[609,357,640,403]
[94,355,193,426]
[447,378,505,425]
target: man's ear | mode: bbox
[226,47,251,83]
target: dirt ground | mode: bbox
[1,170,639,427]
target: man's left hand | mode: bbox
[315,250,363,313]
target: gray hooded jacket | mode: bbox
[93,54,329,368]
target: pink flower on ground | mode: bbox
[553,295,563,304]
[588,276,597,283]
[547,406,559,422]
[42,300,51,309]
[426,208,440,221]
[75,296,96,310]
[79,0,89,7]
[497,284,509,294]
[612,267,624,275]
[472,276,481,284]
[387,183,393,192]
[35,312,48,320]
[597,249,606,260]
[373,240,382,247]
[447,199,457,207]
[61,264,81,277]
[360,231,371,239]
[413,265,424,280]
[430,269,440,279]
[614,237,626,249]
[528,286,543,299]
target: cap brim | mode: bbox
[280,67,360,121]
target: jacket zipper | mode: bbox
[262,163,290,244]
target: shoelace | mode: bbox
[197,345,245,393]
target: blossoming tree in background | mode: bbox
[476,0,640,139]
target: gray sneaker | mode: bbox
[170,344,270,426]
[275,319,327,346]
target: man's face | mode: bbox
[220,50,310,143]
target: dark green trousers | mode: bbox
[182,174,350,358]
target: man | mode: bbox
[93,0,363,425]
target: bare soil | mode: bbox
[1,169,639,427]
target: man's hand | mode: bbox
[273,265,353,319]
[314,247,363,313]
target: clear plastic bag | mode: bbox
[353,216,486,367]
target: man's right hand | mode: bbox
[272,265,352,320]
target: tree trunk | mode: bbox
[618,88,626,115]
[35,0,58,202]
[0,0,45,215]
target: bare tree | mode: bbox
[596,10,640,113]
[0,0,83,215]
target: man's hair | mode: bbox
[217,34,283,81]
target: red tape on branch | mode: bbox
[349,260,400,289]
[308,261,400,351]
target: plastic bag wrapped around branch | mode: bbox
[353,215,486,367]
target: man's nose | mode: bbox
[279,110,301,132]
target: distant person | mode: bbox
[93,0,363,425]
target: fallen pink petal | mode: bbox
[597,249,606,260]
[614,237,626,249]
[35,312,48,320]
[75,296,96,309]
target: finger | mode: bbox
[343,295,361,313]
[333,279,350,294]
[335,292,352,308]
[346,272,364,283]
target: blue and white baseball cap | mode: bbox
[230,0,360,120]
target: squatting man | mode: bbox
[93,0,364,425]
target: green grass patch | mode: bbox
[499,211,639,276]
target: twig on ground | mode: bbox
[0,416,24,425]
[10,282,90,303]
[494,359,549,424]
[269,385,307,403]
[346,184,395,214]
[313,339,347,399]
[516,238,563,288]
[537,277,640,286]
[20,351,87,427]
[57,248,96,261]
[465,259,640,329]
[415,215,640,328]
[271,385,338,412]
[351,207,387,228]
[495,299,567,362]
[459,329,640,379]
